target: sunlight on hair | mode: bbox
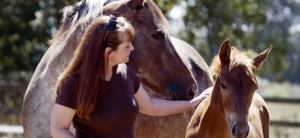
[62,6,74,24]
[116,17,135,41]
[116,17,128,31]
[210,47,255,76]
[82,0,107,25]
[230,48,255,72]
[161,23,171,40]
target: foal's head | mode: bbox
[210,40,272,138]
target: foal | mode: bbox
[186,40,271,138]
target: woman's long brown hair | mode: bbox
[54,16,135,119]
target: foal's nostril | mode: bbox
[232,124,237,136]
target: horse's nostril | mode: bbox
[232,124,237,136]
[245,126,249,138]
[188,89,195,97]
[166,92,177,100]
[170,93,177,100]
[188,84,196,99]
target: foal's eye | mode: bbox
[221,83,227,89]
[152,31,165,40]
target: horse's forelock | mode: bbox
[210,47,255,75]
[229,47,255,72]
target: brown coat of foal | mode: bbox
[186,40,271,138]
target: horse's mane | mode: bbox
[210,47,255,75]
[48,0,171,46]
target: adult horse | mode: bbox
[134,37,214,138]
[22,0,213,138]
[186,40,271,138]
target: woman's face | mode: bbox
[108,41,134,65]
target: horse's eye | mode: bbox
[221,83,227,89]
[152,31,165,40]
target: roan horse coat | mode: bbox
[22,0,213,137]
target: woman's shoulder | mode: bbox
[59,75,79,92]
[64,75,78,85]
[56,75,79,109]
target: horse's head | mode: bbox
[211,40,272,138]
[100,0,197,100]
[50,0,197,100]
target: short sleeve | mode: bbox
[55,77,78,109]
[126,65,140,94]
[133,73,140,94]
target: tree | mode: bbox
[1,0,298,84]
[155,0,298,82]
[0,0,76,125]
[0,0,77,84]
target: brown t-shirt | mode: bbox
[55,64,140,138]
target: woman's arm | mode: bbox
[50,104,76,138]
[134,84,211,116]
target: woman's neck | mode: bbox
[105,63,115,81]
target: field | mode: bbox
[256,77,300,138]
[268,102,300,138]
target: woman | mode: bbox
[50,15,209,138]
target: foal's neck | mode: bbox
[199,78,230,136]
[209,78,224,109]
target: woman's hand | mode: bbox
[135,85,213,116]
[189,86,213,109]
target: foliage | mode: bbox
[0,0,299,85]
[155,0,299,82]
[0,0,76,125]
[0,0,77,84]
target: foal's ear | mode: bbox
[252,45,273,70]
[128,0,145,9]
[219,39,231,65]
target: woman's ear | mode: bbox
[104,47,113,57]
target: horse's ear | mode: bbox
[252,45,273,70]
[128,0,145,9]
[219,39,231,65]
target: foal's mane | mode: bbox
[210,47,255,75]
[48,0,171,45]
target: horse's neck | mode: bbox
[40,24,85,85]
[51,28,81,63]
